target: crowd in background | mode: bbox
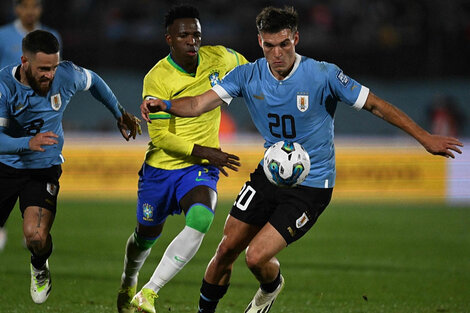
[1,0,470,77]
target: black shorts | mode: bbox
[0,162,62,227]
[230,165,333,245]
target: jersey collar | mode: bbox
[166,54,199,77]
[267,53,301,81]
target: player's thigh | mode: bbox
[18,165,61,218]
[229,165,278,227]
[270,186,333,245]
[136,163,183,227]
[217,215,261,256]
[177,165,219,213]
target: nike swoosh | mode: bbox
[195,177,209,182]
[174,256,186,263]
[253,93,265,100]
[351,85,358,91]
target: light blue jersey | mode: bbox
[0,61,122,169]
[0,20,62,69]
[213,54,370,188]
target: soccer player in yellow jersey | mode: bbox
[117,5,247,313]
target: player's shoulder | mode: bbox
[0,22,14,34]
[0,66,17,88]
[144,57,172,81]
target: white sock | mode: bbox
[143,226,204,293]
[121,233,152,288]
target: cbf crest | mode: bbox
[296,93,309,112]
[142,203,154,222]
[50,94,62,111]
[209,71,220,87]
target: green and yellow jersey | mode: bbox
[142,45,248,170]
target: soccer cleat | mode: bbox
[131,288,158,313]
[30,260,52,304]
[117,284,137,313]
[244,275,285,313]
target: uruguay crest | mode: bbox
[296,93,309,112]
[50,94,62,111]
[296,212,309,228]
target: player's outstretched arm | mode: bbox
[192,144,241,177]
[141,90,224,123]
[363,92,463,158]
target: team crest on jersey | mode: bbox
[50,94,62,111]
[296,212,309,228]
[209,71,220,87]
[296,93,309,112]
[336,70,350,87]
[46,183,58,196]
[142,203,154,221]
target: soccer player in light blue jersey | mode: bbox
[0,0,61,69]
[0,30,141,305]
[0,0,62,252]
[140,6,464,313]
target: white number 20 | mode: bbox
[234,183,256,211]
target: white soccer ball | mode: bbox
[263,141,310,187]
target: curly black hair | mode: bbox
[164,4,200,29]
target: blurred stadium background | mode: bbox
[3,0,468,203]
[1,1,470,312]
[1,1,469,202]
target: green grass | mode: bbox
[0,200,469,313]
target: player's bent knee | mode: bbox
[133,231,158,250]
[185,203,214,234]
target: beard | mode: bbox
[25,66,52,97]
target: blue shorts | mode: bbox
[136,163,219,226]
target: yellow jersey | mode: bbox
[142,45,248,170]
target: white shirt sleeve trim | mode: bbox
[0,117,9,127]
[212,84,233,105]
[83,69,92,91]
[352,86,369,111]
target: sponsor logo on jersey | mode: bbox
[209,71,220,86]
[14,102,26,112]
[46,183,58,196]
[253,93,265,100]
[297,93,309,112]
[50,94,62,111]
[142,203,154,221]
[336,70,350,87]
[296,212,309,228]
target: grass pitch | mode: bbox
[0,199,469,313]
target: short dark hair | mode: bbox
[164,4,200,29]
[256,6,298,34]
[22,30,60,55]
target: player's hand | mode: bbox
[192,144,241,176]
[140,98,167,123]
[422,134,463,158]
[117,111,142,141]
[29,131,58,152]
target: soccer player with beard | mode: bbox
[0,30,141,304]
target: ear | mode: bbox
[257,34,263,48]
[293,31,299,46]
[21,55,28,65]
[165,33,172,46]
